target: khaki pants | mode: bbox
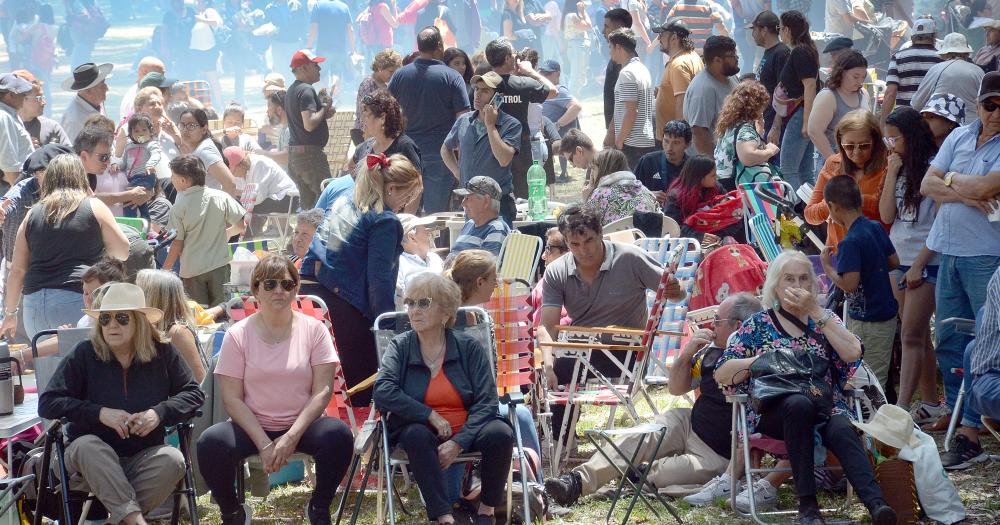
[847,317,897,389]
[288,145,332,209]
[57,435,185,524]
[183,264,230,308]
[575,408,729,494]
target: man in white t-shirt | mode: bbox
[120,57,165,119]
[395,214,444,310]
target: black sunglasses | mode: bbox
[983,100,1000,112]
[98,312,131,327]
[97,153,111,162]
[261,279,296,292]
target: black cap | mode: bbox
[652,17,690,37]
[746,11,779,30]
[822,36,854,54]
[979,71,1000,102]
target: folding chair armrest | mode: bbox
[165,409,203,435]
[346,373,377,397]
[726,393,749,404]
[940,317,977,337]
[501,391,525,406]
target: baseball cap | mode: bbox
[11,70,37,84]
[746,11,779,30]
[398,213,437,235]
[653,17,690,37]
[0,73,33,94]
[538,60,561,74]
[912,17,936,36]
[290,49,326,69]
[979,71,1000,102]
[920,93,966,125]
[822,36,854,54]
[471,71,503,89]
[453,176,502,201]
[139,71,177,89]
[222,146,248,168]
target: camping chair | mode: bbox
[603,215,635,234]
[940,316,978,452]
[174,80,213,108]
[29,329,90,396]
[496,232,544,285]
[227,239,271,258]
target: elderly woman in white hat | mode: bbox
[38,282,205,525]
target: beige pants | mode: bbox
[57,434,186,524]
[575,408,729,494]
[847,317,897,389]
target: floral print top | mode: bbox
[585,171,661,225]
[715,121,764,180]
[718,309,860,433]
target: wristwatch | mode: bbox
[944,171,956,187]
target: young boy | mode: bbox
[163,154,246,307]
[820,175,899,389]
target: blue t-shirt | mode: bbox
[388,58,471,155]
[451,218,510,256]
[541,85,574,125]
[301,175,355,279]
[443,110,522,194]
[836,217,899,322]
[310,0,353,55]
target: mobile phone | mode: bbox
[491,92,503,110]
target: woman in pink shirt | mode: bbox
[196,255,353,525]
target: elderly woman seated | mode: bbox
[716,251,898,525]
[38,283,205,525]
[197,255,354,525]
[374,273,514,525]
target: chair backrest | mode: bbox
[497,232,544,285]
[324,111,355,175]
[737,180,792,222]
[661,215,681,237]
[483,280,535,396]
[115,216,149,240]
[32,328,90,394]
[603,228,645,243]
[635,237,702,280]
[175,80,213,107]
[748,213,781,262]
[602,215,634,234]
[373,307,494,369]
[228,239,270,257]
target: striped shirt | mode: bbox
[451,217,510,256]
[666,0,725,52]
[970,266,1000,376]
[885,43,941,107]
[614,56,656,148]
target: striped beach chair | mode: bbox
[497,232,544,284]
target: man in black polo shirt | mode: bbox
[750,11,790,149]
[285,49,335,208]
[602,8,633,129]
[633,119,691,205]
[483,38,557,199]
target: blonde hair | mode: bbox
[134,86,164,112]
[407,273,462,327]
[354,153,422,214]
[372,49,403,72]
[760,250,820,308]
[36,154,90,225]
[444,249,497,303]
[135,269,195,333]
[835,109,887,175]
[89,309,165,364]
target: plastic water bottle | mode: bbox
[527,160,547,221]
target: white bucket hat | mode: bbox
[938,32,974,55]
[852,404,920,450]
[84,282,163,324]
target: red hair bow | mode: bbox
[366,153,390,170]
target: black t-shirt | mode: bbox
[604,60,622,127]
[634,151,686,193]
[778,45,819,100]
[351,134,423,173]
[498,74,550,135]
[689,346,732,459]
[285,79,329,147]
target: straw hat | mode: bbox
[84,282,163,324]
[852,404,920,450]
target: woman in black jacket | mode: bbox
[39,282,204,525]
[374,273,513,525]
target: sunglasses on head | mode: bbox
[882,136,898,148]
[98,312,131,327]
[982,100,1000,112]
[841,142,873,152]
[261,279,296,292]
[403,297,433,310]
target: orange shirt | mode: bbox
[804,154,890,252]
[424,371,468,434]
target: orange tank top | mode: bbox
[424,371,468,434]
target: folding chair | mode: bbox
[115,216,149,240]
[227,239,271,258]
[603,228,645,243]
[207,118,258,142]
[175,80,213,108]
[748,213,783,262]
[603,215,635,234]
[496,232,544,285]
[324,111,355,176]
[940,316,977,452]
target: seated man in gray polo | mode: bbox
[450,176,511,256]
[537,205,685,443]
[442,70,522,223]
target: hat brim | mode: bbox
[939,46,974,55]
[84,306,163,324]
[921,108,961,124]
[62,63,114,91]
[851,420,917,450]
[979,91,1000,102]
[453,188,472,196]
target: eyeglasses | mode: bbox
[179,122,202,131]
[30,95,44,102]
[882,136,899,148]
[982,100,1000,112]
[712,314,740,326]
[543,244,566,252]
[261,279,296,292]
[98,312,131,327]
[840,142,873,152]
[403,297,433,310]
[97,153,111,162]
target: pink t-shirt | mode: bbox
[215,312,339,431]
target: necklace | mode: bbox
[256,314,294,345]
[422,340,447,373]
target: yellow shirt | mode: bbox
[656,50,704,140]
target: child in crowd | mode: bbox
[163,154,247,307]
[664,154,739,239]
[820,175,899,389]
[221,103,262,152]
[119,112,162,219]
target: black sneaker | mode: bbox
[941,434,988,470]
[221,503,251,525]
[625,462,650,486]
[869,504,898,525]
[796,509,826,525]
[544,471,582,506]
[306,500,332,525]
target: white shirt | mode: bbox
[242,155,297,202]
[0,101,33,173]
[95,168,129,216]
[119,83,139,121]
[153,132,179,181]
[61,95,103,143]
[190,8,222,51]
[395,251,444,310]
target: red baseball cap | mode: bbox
[290,49,326,70]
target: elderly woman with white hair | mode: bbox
[716,250,897,525]
[38,282,204,525]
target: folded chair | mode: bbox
[497,232,544,285]
[175,81,213,108]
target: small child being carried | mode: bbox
[119,112,162,219]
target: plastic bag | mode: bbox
[897,429,965,524]
[229,247,258,286]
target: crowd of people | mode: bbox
[2,1,1000,525]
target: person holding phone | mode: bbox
[442,71,523,224]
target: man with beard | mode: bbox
[261,89,289,167]
[683,35,739,155]
[652,18,702,145]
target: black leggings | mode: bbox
[196,417,353,515]
[395,420,514,520]
[757,394,886,513]
[305,284,379,406]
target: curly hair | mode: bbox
[826,51,868,91]
[360,89,406,139]
[371,49,403,73]
[715,80,770,136]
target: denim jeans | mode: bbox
[961,338,982,428]
[22,288,84,340]
[779,107,815,192]
[420,154,457,214]
[935,254,1000,413]
[970,371,1000,422]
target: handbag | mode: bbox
[772,82,802,119]
[748,309,833,418]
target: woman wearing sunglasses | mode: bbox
[38,282,204,525]
[804,109,890,250]
[374,273,513,525]
[197,255,354,525]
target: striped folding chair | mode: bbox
[175,80,213,108]
[497,232,544,284]
[748,213,782,262]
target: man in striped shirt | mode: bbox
[665,0,729,52]
[880,17,941,123]
[607,28,656,169]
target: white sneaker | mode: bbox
[910,402,948,425]
[735,478,778,513]
[683,473,739,506]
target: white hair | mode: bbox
[760,250,820,309]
